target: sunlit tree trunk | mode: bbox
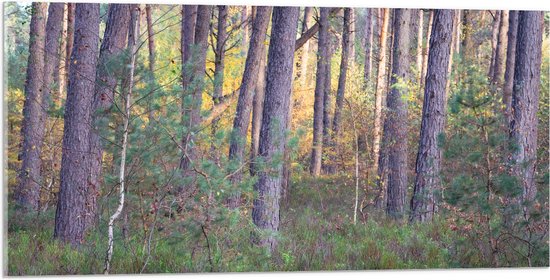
[298,7,313,86]
[363,8,374,85]
[488,11,501,81]
[503,11,518,119]
[493,11,509,87]
[252,6,299,253]
[54,3,101,245]
[420,10,433,90]
[410,9,454,223]
[16,2,48,211]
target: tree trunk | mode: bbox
[15,2,48,211]
[252,6,299,253]
[372,8,390,177]
[298,7,313,86]
[89,4,131,206]
[227,6,272,207]
[384,9,413,219]
[43,3,64,107]
[54,3,101,245]
[294,8,342,52]
[241,6,250,52]
[420,10,433,90]
[410,9,454,223]
[461,10,476,62]
[363,8,374,85]
[250,53,267,176]
[503,11,518,119]
[493,11,509,87]
[488,11,501,81]
[213,6,227,104]
[321,31,334,174]
[331,8,351,147]
[349,9,355,63]
[510,11,544,216]
[145,4,157,119]
[62,3,75,101]
[181,5,197,90]
[309,8,330,176]
[416,9,423,81]
[180,5,213,189]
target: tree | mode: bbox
[43,3,64,107]
[180,5,213,192]
[416,9,423,81]
[492,11,509,87]
[145,4,157,119]
[383,9,413,218]
[54,3,101,245]
[227,6,272,206]
[503,11,518,119]
[298,7,313,86]
[363,8,374,84]
[250,51,267,176]
[89,4,131,204]
[15,2,47,211]
[252,6,299,253]
[181,5,197,89]
[309,7,330,176]
[420,10,433,90]
[509,11,544,217]
[488,11,501,81]
[62,3,75,99]
[372,8,390,179]
[410,9,454,223]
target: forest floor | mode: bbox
[6,174,541,275]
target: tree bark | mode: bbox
[181,5,197,90]
[510,11,544,216]
[384,9,413,218]
[294,8,342,52]
[54,3,101,245]
[252,6,299,253]
[309,8,330,176]
[321,30,334,174]
[250,53,267,176]
[410,9,454,223]
[179,5,213,188]
[227,6,272,207]
[363,8,374,85]
[349,9,355,63]
[15,2,48,210]
[213,6,228,104]
[416,9,424,81]
[488,11,501,81]
[331,8,351,146]
[89,4,131,205]
[503,11,518,119]
[43,3,64,107]
[298,7,313,86]
[372,8,390,177]
[62,3,75,101]
[493,11,509,87]
[420,10,433,90]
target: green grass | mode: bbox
[6,174,546,275]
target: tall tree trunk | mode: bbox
[384,9,413,218]
[145,4,157,119]
[252,6,299,253]
[62,3,75,101]
[503,11,518,119]
[331,8,351,149]
[488,11,501,81]
[493,11,509,87]
[416,9,424,82]
[181,5,197,90]
[372,8,390,178]
[103,5,139,274]
[250,54,267,176]
[54,3,101,245]
[180,5,213,191]
[15,2,48,210]
[43,3,64,107]
[349,9,355,63]
[89,4,131,208]
[227,6,272,207]
[241,6,250,52]
[298,7,313,86]
[363,8,374,85]
[510,11,544,217]
[461,10,476,62]
[420,10,433,90]
[321,31,334,174]
[309,8,330,176]
[409,9,454,223]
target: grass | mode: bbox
[6,174,546,275]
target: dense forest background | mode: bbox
[4,2,550,275]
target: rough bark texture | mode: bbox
[180,5,213,185]
[321,31,333,173]
[363,8,374,84]
[493,11,509,87]
[416,9,423,81]
[372,8,390,177]
[349,9,355,63]
[54,3,101,245]
[298,7,313,85]
[488,11,501,81]
[227,6,272,206]
[410,9,454,223]
[241,6,250,52]
[309,8,330,176]
[181,5,197,90]
[16,2,48,210]
[503,11,518,118]
[213,6,228,103]
[252,6,299,253]
[43,3,65,106]
[250,54,267,176]
[420,10,433,90]
[384,9,413,219]
[89,4,131,203]
[509,11,544,214]
[461,10,476,62]
[332,8,351,141]
[63,3,75,99]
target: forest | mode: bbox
[4,1,550,275]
